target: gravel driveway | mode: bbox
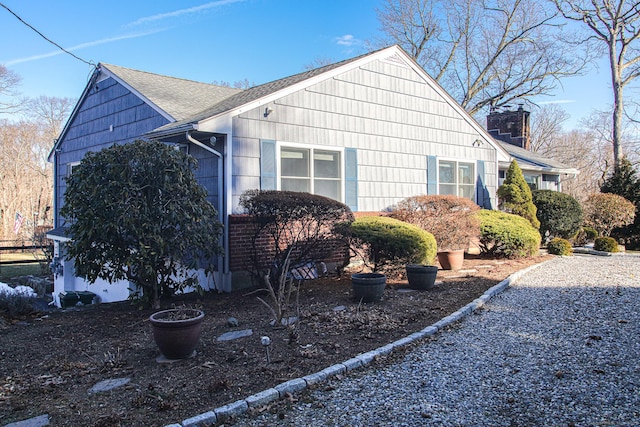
[235,254,640,426]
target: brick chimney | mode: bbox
[486,105,530,150]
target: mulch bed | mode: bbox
[0,254,551,426]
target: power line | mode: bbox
[0,2,94,67]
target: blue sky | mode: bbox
[0,0,614,129]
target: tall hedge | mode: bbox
[497,160,540,229]
[532,190,583,242]
[477,209,541,258]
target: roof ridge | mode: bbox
[99,62,239,91]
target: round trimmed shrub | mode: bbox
[348,216,437,272]
[477,210,541,258]
[594,236,620,253]
[547,238,573,256]
[532,190,583,241]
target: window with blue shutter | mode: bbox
[345,148,358,211]
[426,155,437,195]
[260,139,276,190]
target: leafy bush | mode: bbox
[497,160,540,229]
[547,238,573,256]
[389,195,480,251]
[532,190,583,242]
[345,216,436,272]
[477,209,541,258]
[594,236,620,253]
[61,140,223,309]
[582,193,635,236]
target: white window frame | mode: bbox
[67,161,81,176]
[437,158,477,201]
[276,141,345,202]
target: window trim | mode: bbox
[436,157,477,201]
[276,141,345,202]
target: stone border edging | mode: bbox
[166,261,549,427]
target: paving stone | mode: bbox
[4,414,49,427]
[245,388,279,408]
[182,411,217,427]
[216,329,253,341]
[89,377,131,394]
[214,400,249,420]
[275,378,307,397]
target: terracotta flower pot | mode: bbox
[437,250,465,271]
[149,308,205,359]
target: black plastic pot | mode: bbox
[351,273,386,302]
[406,264,438,290]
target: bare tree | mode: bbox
[0,95,73,239]
[377,0,588,114]
[554,0,640,167]
[529,104,571,153]
[0,64,25,115]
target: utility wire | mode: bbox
[0,1,94,66]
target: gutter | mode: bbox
[185,131,229,289]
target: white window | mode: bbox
[280,146,342,201]
[439,160,475,200]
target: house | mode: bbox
[48,44,564,305]
[487,105,579,190]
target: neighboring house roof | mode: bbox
[497,141,579,175]
[98,63,243,122]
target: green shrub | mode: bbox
[477,210,541,258]
[346,216,437,272]
[497,160,540,229]
[389,194,480,251]
[594,236,620,253]
[532,190,583,242]
[547,238,573,256]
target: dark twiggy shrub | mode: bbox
[390,195,480,251]
[240,190,354,285]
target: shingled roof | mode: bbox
[99,63,243,122]
[497,141,579,174]
[150,49,377,133]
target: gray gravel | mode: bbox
[234,255,640,426]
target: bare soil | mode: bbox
[0,254,551,427]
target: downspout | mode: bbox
[186,131,228,290]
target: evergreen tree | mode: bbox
[601,157,640,249]
[497,160,541,229]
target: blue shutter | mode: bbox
[260,140,276,190]
[426,155,437,195]
[345,148,358,211]
[476,160,492,209]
